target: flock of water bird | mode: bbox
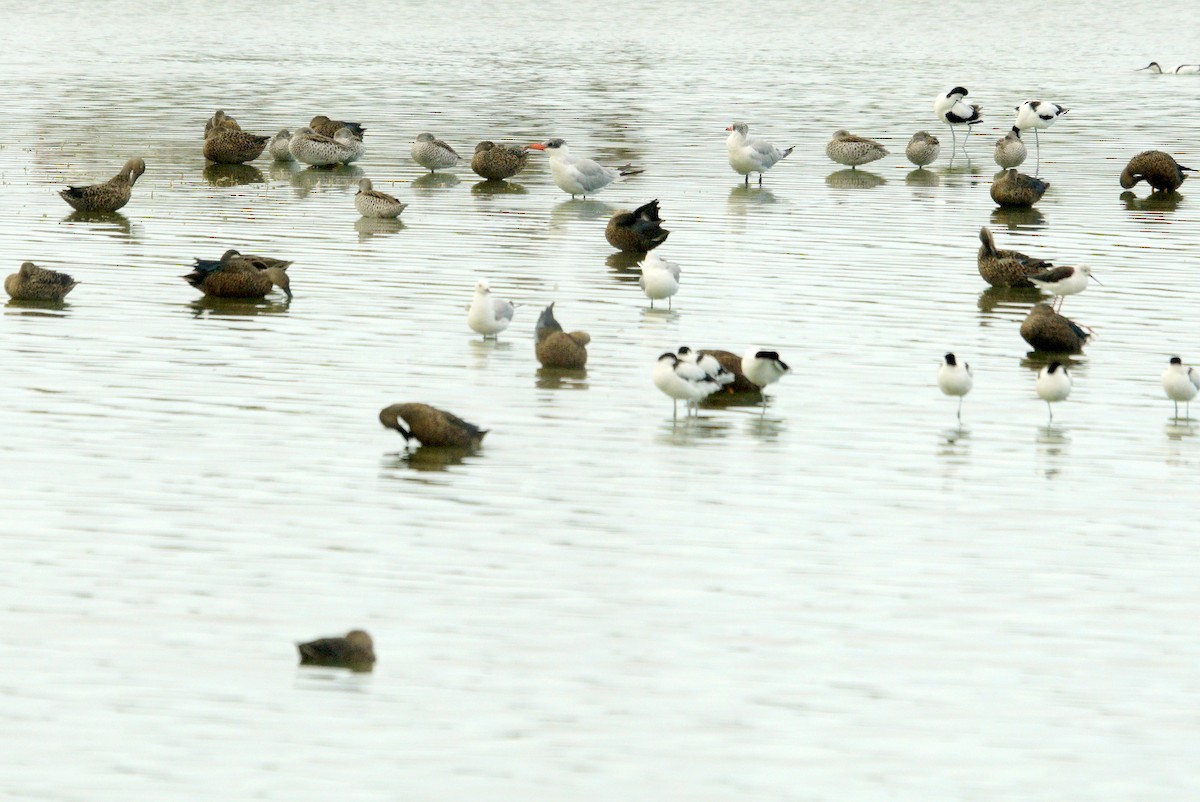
[7,72,1199,667]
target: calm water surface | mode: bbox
[2,1,1199,799]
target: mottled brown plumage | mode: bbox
[605,199,670,253]
[5,262,78,301]
[697,349,759,393]
[1020,304,1090,353]
[977,226,1053,288]
[535,303,590,369]
[182,249,292,299]
[470,141,530,180]
[310,115,365,140]
[379,403,488,448]
[990,169,1049,207]
[1119,150,1194,193]
[59,157,145,212]
[204,110,241,136]
[204,126,269,164]
[297,630,375,672]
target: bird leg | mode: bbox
[1034,129,1041,176]
[957,397,963,421]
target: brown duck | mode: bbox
[977,226,1053,288]
[5,262,78,301]
[181,249,292,299]
[379,403,488,448]
[1020,304,1090,353]
[695,349,759,393]
[535,303,590,369]
[204,110,241,136]
[470,141,530,180]
[1119,150,1194,193]
[990,169,1049,207]
[59,157,146,212]
[204,125,269,164]
[297,630,375,671]
[311,115,365,140]
[605,199,670,253]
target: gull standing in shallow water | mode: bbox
[653,352,720,418]
[726,122,794,185]
[467,279,514,339]
[1036,362,1072,422]
[742,348,790,411]
[1015,100,1069,175]
[905,131,940,168]
[527,139,641,198]
[937,353,973,421]
[638,251,681,309]
[1161,357,1200,418]
[1029,265,1101,312]
[933,87,983,156]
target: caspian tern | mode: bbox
[527,139,641,198]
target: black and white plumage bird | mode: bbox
[1014,100,1069,175]
[1035,362,1072,421]
[741,348,790,412]
[653,352,721,418]
[1028,265,1100,312]
[677,347,736,390]
[933,87,983,156]
[1161,357,1200,419]
[937,353,973,421]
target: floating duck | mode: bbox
[59,157,145,212]
[204,126,269,164]
[825,130,888,168]
[1119,150,1194,193]
[182,249,292,300]
[5,262,78,301]
[379,403,488,448]
[268,130,294,161]
[726,122,794,185]
[310,115,365,140]
[605,199,669,253]
[411,132,461,172]
[1020,304,1089,353]
[354,178,406,218]
[288,127,355,167]
[296,630,375,672]
[470,141,529,180]
[994,128,1027,169]
[905,131,940,168]
[535,303,590,369]
[991,169,1048,207]
[977,226,1053,288]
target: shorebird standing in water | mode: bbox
[653,352,720,418]
[1015,100,1069,175]
[742,348,790,413]
[933,87,983,157]
[1161,357,1200,418]
[1029,265,1101,312]
[937,353,973,421]
[725,122,794,185]
[1036,362,1072,422]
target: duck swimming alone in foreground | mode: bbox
[470,141,529,180]
[354,178,407,218]
[5,262,78,301]
[606,199,670,253]
[182,249,292,300]
[977,226,1053,288]
[1119,150,1194,194]
[535,303,590,369]
[296,630,375,672]
[825,130,889,168]
[379,403,488,448]
[991,169,1049,207]
[59,157,146,212]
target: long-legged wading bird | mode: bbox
[1161,357,1200,418]
[1036,362,1072,422]
[938,353,974,421]
[1015,100,1068,175]
[1029,265,1100,312]
[653,352,720,418]
[742,348,790,412]
[379,403,488,448]
[933,87,983,156]
[726,122,794,185]
[59,158,145,212]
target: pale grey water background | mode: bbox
[1,0,1199,799]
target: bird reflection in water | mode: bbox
[60,210,133,238]
[826,168,886,189]
[471,179,528,196]
[355,217,405,241]
[989,205,1046,230]
[411,172,460,190]
[203,162,264,187]
[188,296,291,318]
[536,367,588,390]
